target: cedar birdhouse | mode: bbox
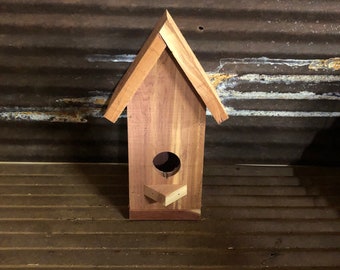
[104,11,228,220]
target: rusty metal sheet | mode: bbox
[0,0,339,164]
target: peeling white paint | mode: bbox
[56,96,109,106]
[216,57,313,72]
[216,57,340,72]
[225,107,340,118]
[210,57,340,116]
[0,108,102,123]
[0,111,58,122]
[1,105,339,122]
[86,54,136,63]
[218,90,340,101]
[1,55,339,122]
[237,74,340,85]
[215,74,340,92]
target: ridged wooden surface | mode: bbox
[0,163,339,269]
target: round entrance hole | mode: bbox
[153,152,181,178]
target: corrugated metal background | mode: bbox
[1,0,340,165]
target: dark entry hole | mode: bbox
[153,152,181,178]
[197,25,204,31]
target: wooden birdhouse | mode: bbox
[104,11,228,220]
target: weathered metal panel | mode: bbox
[0,0,339,164]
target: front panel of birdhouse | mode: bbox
[127,49,206,220]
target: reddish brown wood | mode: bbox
[127,49,206,219]
[104,10,228,124]
[104,34,166,122]
[159,11,228,123]
[104,11,228,220]
[129,209,201,220]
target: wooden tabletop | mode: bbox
[0,162,339,269]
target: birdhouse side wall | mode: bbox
[127,49,206,219]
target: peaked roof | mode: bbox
[104,10,228,124]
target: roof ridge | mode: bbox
[104,10,228,124]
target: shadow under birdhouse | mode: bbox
[294,117,340,216]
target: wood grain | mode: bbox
[104,11,228,219]
[144,184,187,206]
[104,10,228,124]
[104,12,169,123]
[127,48,206,219]
[159,11,228,124]
[104,33,166,122]
[1,162,340,268]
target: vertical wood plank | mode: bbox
[127,48,206,219]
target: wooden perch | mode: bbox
[144,184,187,207]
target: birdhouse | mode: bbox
[104,11,228,220]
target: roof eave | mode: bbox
[104,10,228,124]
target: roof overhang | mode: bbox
[104,10,228,124]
